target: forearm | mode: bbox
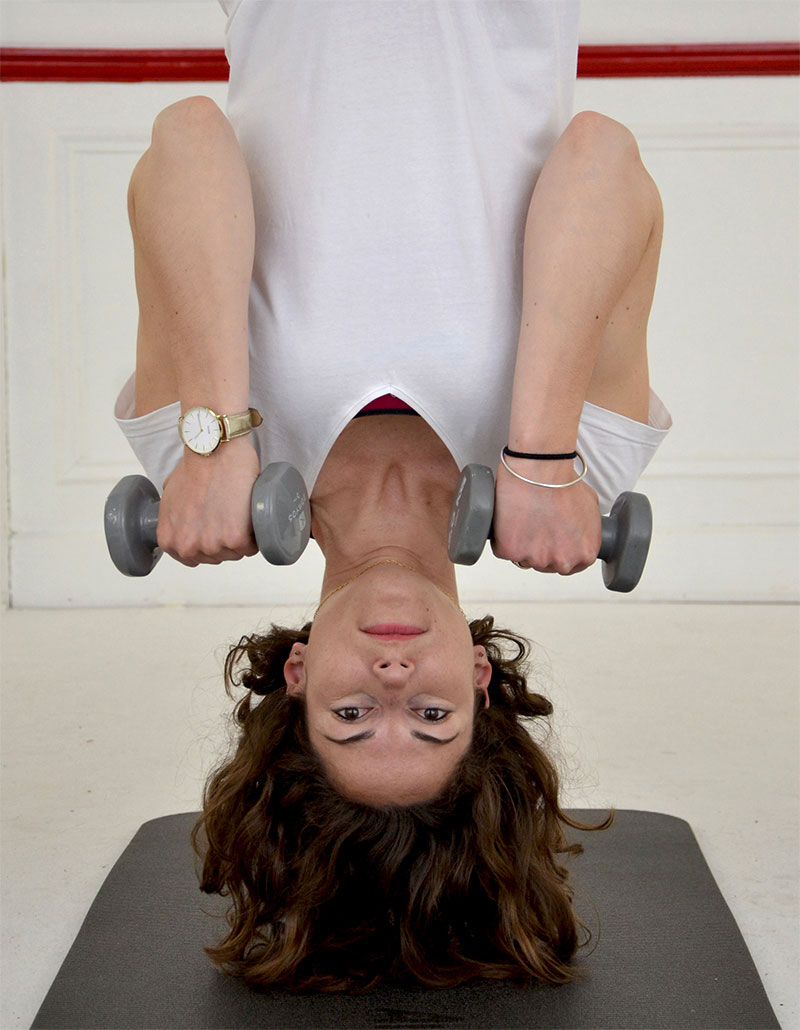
[508,288,604,456]
[167,284,252,420]
[508,196,634,458]
[131,194,255,421]
[495,113,661,576]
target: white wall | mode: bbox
[1,1,798,46]
[1,2,798,607]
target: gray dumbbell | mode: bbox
[447,464,652,593]
[104,462,311,577]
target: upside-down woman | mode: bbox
[115,0,671,991]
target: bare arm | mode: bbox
[492,113,662,575]
[128,97,260,567]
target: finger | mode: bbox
[491,538,522,562]
[193,527,257,563]
[511,557,595,576]
[162,549,200,568]
[162,542,251,566]
[549,558,595,576]
[197,546,254,565]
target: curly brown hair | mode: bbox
[192,615,610,992]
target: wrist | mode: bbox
[503,447,577,461]
[500,446,587,488]
[507,399,581,449]
[182,433,256,466]
[507,427,579,453]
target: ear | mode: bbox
[473,645,492,709]
[284,643,307,696]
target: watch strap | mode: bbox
[220,407,263,441]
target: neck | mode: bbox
[309,417,461,604]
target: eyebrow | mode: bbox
[322,730,460,746]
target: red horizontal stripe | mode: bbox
[0,47,230,82]
[579,42,800,77]
[0,43,797,82]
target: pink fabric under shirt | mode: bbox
[357,394,416,415]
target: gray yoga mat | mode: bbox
[32,810,779,1029]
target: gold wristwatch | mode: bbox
[178,406,263,456]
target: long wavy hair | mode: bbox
[193,615,610,992]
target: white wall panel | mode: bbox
[0,2,227,48]
[578,0,800,44]
[2,0,798,47]
[574,77,799,603]
[2,75,798,606]
[0,138,8,610]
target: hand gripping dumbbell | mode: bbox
[447,464,652,593]
[104,463,311,577]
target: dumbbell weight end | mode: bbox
[598,491,652,593]
[104,475,162,577]
[447,465,495,565]
[251,462,311,565]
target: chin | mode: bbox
[329,771,448,808]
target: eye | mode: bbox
[333,706,371,721]
[414,707,449,722]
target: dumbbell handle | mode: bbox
[138,499,160,553]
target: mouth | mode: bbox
[362,624,425,640]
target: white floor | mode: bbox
[1,602,798,1030]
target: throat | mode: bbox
[310,416,459,566]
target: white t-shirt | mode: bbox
[220,0,581,490]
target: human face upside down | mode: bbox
[284,561,491,806]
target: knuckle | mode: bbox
[232,527,256,552]
[164,529,203,565]
[224,528,256,559]
[177,549,202,567]
[200,532,224,559]
[166,547,198,568]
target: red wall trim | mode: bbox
[578,42,799,77]
[0,43,798,83]
[0,48,229,82]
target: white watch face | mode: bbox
[180,406,222,455]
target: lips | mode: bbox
[363,624,425,639]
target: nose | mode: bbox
[372,656,414,687]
